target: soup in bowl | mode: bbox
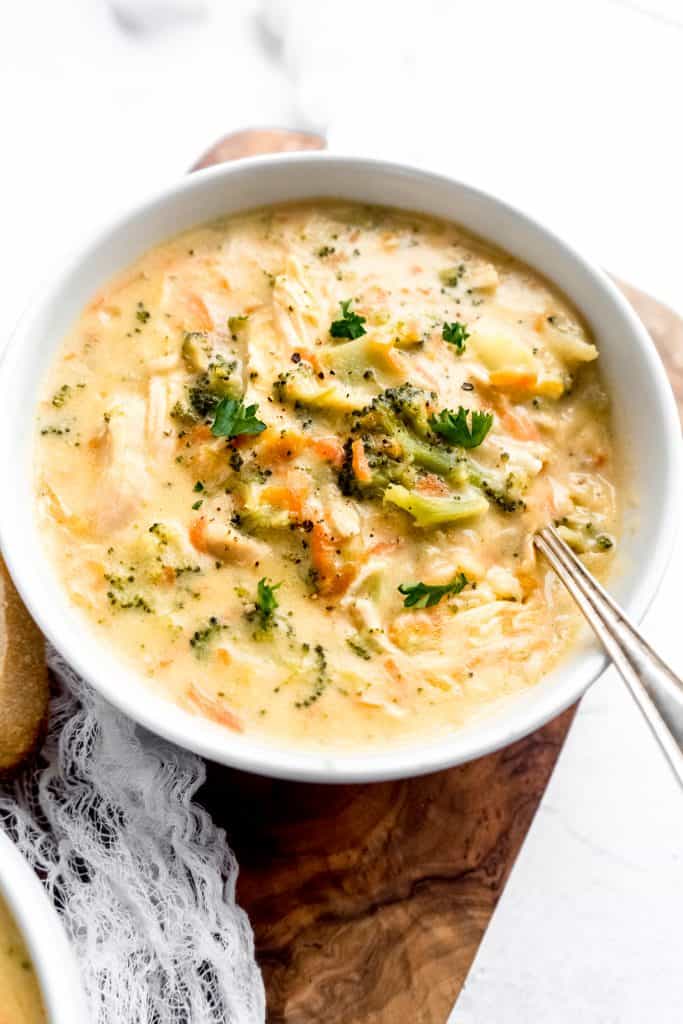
[0,891,46,1024]
[0,156,678,781]
[35,200,618,751]
[0,830,87,1024]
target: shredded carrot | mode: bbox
[258,430,308,463]
[184,292,213,331]
[260,484,306,517]
[369,540,399,557]
[489,369,538,392]
[185,684,243,732]
[414,473,450,496]
[189,424,213,444]
[295,348,322,372]
[488,393,540,442]
[258,431,343,468]
[189,516,207,553]
[383,657,406,686]
[310,436,345,468]
[351,439,372,483]
[310,522,356,597]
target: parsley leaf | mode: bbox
[398,572,469,609]
[429,406,493,448]
[442,321,469,352]
[330,299,367,340]
[211,398,266,439]
[255,578,281,626]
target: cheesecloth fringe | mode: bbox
[0,647,266,1024]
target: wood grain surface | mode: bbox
[192,129,683,1023]
[202,707,576,1024]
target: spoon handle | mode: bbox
[535,525,683,787]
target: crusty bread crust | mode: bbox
[0,556,48,777]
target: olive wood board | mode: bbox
[196,129,683,1023]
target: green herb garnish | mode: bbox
[330,299,367,340]
[429,406,493,448]
[442,321,469,352]
[136,305,150,324]
[211,398,266,439]
[255,578,281,628]
[398,572,469,609]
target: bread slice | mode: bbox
[0,556,48,777]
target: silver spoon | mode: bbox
[534,525,683,787]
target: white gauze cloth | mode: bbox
[0,648,265,1024]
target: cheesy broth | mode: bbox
[35,202,617,749]
[0,894,46,1024]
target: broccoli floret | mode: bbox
[189,616,224,658]
[187,355,242,419]
[272,363,366,414]
[383,484,488,528]
[553,515,614,554]
[244,578,282,639]
[338,385,465,498]
[182,331,211,373]
[337,434,415,498]
[236,485,293,533]
[467,462,526,513]
[358,384,435,440]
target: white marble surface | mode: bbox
[1,1,682,1020]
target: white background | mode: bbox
[1,1,682,1020]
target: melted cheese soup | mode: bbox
[36,202,617,749]
[0,894,46,1024]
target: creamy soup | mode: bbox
[0,893,46,1024]
[35,202,617,749]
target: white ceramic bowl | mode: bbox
[0,829,88,1023]
[0,154,679,782]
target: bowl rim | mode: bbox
[0,828,88,1023]
[0,151,680,783]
